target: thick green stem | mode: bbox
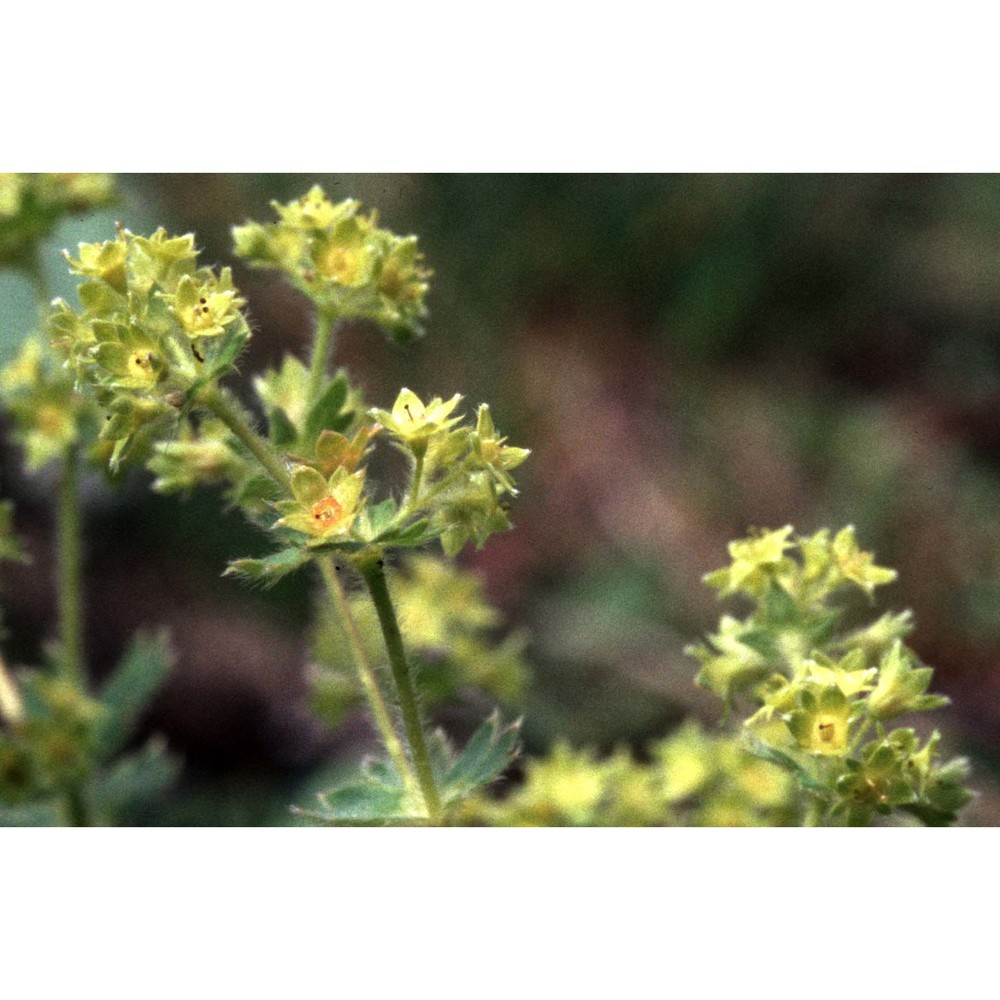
[57,445,84,685]
[197,385,294,496]
[317,556,419,800]
[358,554,442,822]
[308,310,337,403]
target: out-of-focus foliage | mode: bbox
[459,722,798,827]
[0,628,179,826]
[311,554,529,728]
[0,173,113,272]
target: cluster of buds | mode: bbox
[48,228,252,469]
[233,186,431,342]
[688,525,973,825]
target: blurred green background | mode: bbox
[4,173,1000,824]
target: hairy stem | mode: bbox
[197,385,294,495]
[357,554,442,822]
[197,385,422,805]
[317,557,419,800]
[401,450,426,520]
[308,310,337,403]
[57,445,84,684]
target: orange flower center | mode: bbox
[311,496,344,526]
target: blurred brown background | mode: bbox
[3,174,1000,823]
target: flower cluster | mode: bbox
[0,173,114,269]
[0,336,101,471]
[233,186,431,342]
[688,525,973,825]
[374,390,530,557]
[49,228,252,469]
[457,723,797,827]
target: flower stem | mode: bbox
[401,450,426,520]
[317,556,420,802]
[57,445,85,684]
[357,553,443,822]
[308,310,337,403]
[197,385,294,496]
[196,384,422,807]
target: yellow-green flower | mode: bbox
[164,269,245,339]
[274,186,355,232]
[831,525,896,595]
[63,233,128,294]
[704,525,795,597]
[472,404,530,493]
[311,216,376,287]
[785,685,852,756]
[867,641,948,720]
[92,325,167,390]
[373,388,463,452]
[274,464,366,544]
[293,424,381,477]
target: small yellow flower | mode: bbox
[786,686,852,756]
[167,269,245,339]
[831,526,897,595]
[273,465,366,544]
[372,388,463,451]
[704,525,795,597]
[63,235,128,294]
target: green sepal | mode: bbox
[94,631,174,759]
[741,732,828,794]
[224,547,312,586]
[200,321,251,382]
[441,712,521,803]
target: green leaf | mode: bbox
[224,547,311,586]
[268,407,298,448]
[86,737,181,822]
[305,374,349,441]
[442,712,521,802]
[292,772,415,825]
[375,518,436,548]
[94,632,173,759]
[364,498,398,537]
